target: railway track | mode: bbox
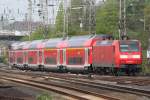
[31,75,150,98]
[1,67,150,84]
[56,77,150,97]
[0,67,150,99]
[0,75,119,100]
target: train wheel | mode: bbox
[126,65,135,76]
[11,64,16,69]
[113,68,119,76]
[58,66,67,73]
[131,65,141,76]
[87,66,93,73]
[39,65,44,71]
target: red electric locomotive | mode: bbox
[9,34,142,75]
[93,40,142,75]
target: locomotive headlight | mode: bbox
[120,55,128,59]
[132,55,140,58]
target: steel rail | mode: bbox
[0,68,149,99]
[1,76,119,100]
[43,76,150,98]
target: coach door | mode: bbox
[24,51,28,64]
[38,50,43,65]
[63,49,66,65]
[59,49,66,65]
[85,48,89,65]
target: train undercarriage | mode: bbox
[10,64,142,76]
[92,64,141,76]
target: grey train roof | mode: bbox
[10,34,112,50]
[67,34,111,47]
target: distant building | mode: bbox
[3,21,42,32]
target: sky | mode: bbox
[0,0,102,23]
[0,0,60,23]
[0,0,28,21]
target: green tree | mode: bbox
[126,0,145,33]
[22,25,57,41]
[55,1,64,35]
[144,2,150,32]
[68,0,84,35]
[96,0,119,37]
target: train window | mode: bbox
[120,41,139,52]
[28,57,33,63]
[45,57,56,64]
[17,57,23,63]
[68,57,83,65]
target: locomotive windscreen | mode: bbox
[119,41,139,52]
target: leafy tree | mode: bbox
[96,0,119,37]
[68,0,84,35]
[55,1,64,35]
[144,1,150,32]
[126,0,145,32]
[22,25,57,41]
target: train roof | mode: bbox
[10,41,28,50]
[9,34,112,50]
[96,40,114,46]
[45,38,62,48]
[28,40,45,49]
[17,41,30,49]
[67,34,111,47]
[10,42,20,50]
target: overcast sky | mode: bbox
[0,0,28,21]
[0,0,102,22]
[0,0,60,22]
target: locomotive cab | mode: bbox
[119,40,142,74]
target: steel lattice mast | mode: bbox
[119,0,126,39]
[28,0,32,40]
[84,0,96,34]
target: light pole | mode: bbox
[119,0,127,39]
[85,0,96,34]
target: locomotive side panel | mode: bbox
[93,46,115,67]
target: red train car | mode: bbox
[9,42,19,67]
[9,42,28,69]
[93,40,142,75]
[43,38,65,71]
[65,35,111,72]
[25,40,45,70]
[9,34,142,75]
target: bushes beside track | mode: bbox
[142,50,150,75]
